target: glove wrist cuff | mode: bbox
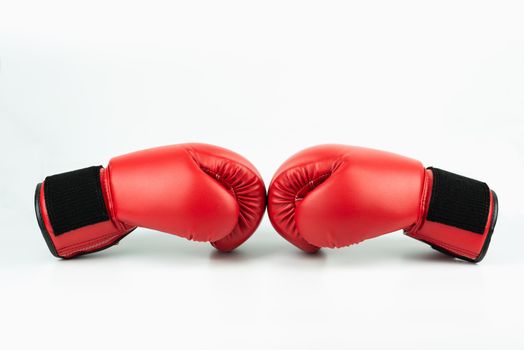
[35,166,132,258]
[407,168,498,262]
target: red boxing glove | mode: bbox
[35,143,266,258]
[268,145,498,262]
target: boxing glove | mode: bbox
[35,143,266,258]
[268,145,498,262]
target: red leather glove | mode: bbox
[268,145,498,262]
[35,143,266,258]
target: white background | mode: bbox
[1,1,524,349]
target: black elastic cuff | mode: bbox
[427,167,491,234]
[430,190,498,263]
[42,166,109,235]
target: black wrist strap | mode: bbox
[426,167,491,234]
[43,166,110,235]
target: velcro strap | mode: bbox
[427,167,490,234]
[44,166,109,235]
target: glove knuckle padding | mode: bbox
[108,144,265,250]
[268,158,340,252]
[269,145,425,250]
[186,144,266,251]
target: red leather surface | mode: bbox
[268,145,424,252]
[39,143,266,257]
[108,143,265,251]
[268,144,493,260]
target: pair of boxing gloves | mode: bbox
[35,143,498,262]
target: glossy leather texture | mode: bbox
[268,144,496,261]
[37,143,266,258]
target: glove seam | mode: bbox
[406,168,431,235]
[59,231,125,258]
[103,165,129,232]
[411,232,477,258]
